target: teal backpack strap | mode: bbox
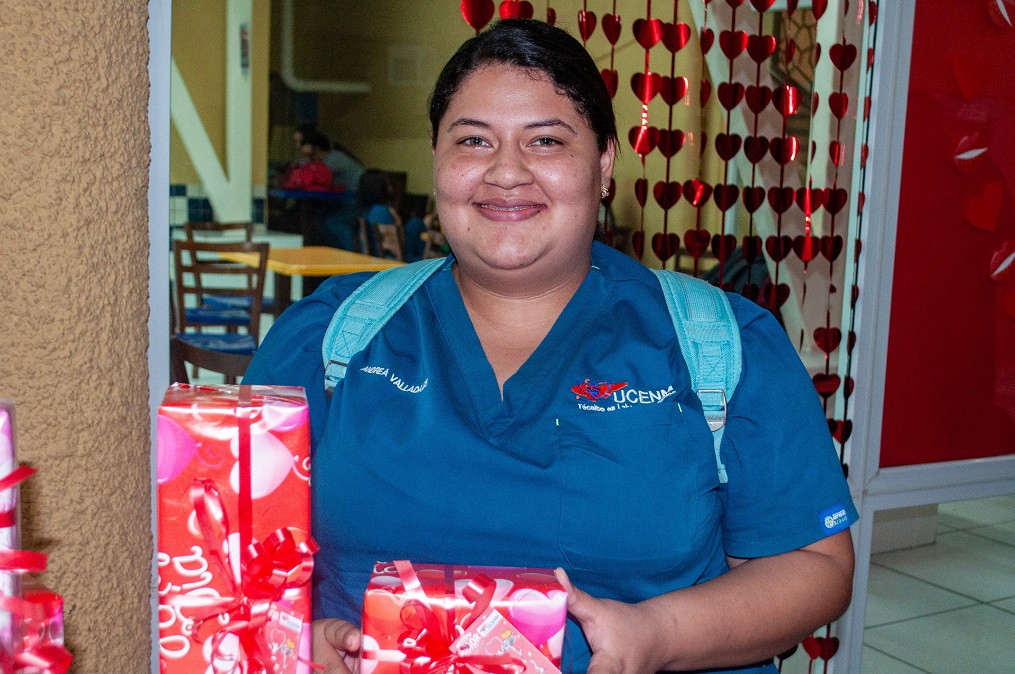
[652,269,742,484]
[322,258,446,393]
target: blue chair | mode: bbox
[183,221,275,315]
[172,239,269,382]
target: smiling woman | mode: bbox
[241,19,856,674]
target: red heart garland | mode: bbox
[634,178,648,207]
[631,230,645,259]
[861,143,869,168]
[747,34,777,64]
[744,136,769,164]
[787,0,800,13]
[820,235,844,261]
[767,187,795,213]
[828,140,845,166]
[577,10,597,41]
[772,85,800,116]
[658,129,686,158]
[813,327,842,353]
[719,30,749,59]
[600,69,619,98]
[794,235,819,263]
[824,187,848,214]
[684,230,711,258]
[631,72,663,104]
[964,181,1003,231]
[750,0,777,10]
[715,133,743,161]
[634,18,664,49]
[717,82,745,110]
[460,0,495,32]
[662,22,691,52]
[785,38,796,63]
[845,375,855,397]
[812,0,829,19]
[652,232,680,262]
[700,28,715,55]
[769,136,799,165]
[712,234,738,261]
[742,187,765,213]
[765,235,793,261]
[653,181,681,209]
[762,281,791,309]
[742,235,763,262]
[745,85,772,113]
[869,1,879,25]
[629,125,659,156]
[602,14,622,45]
[796,187,826,215]
[546,6,556,25]
[499,0,533,19]
[827,420,852,444]
[683,179,713,207]
[828,92,849,119]
[725,0,747,6]
[660,76,689,105]
[713,184,740,211]
[700,80,713,107]
[829,41,858,71]
[813,373,841,397]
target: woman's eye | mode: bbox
[460,137,488,147]
[532,137,561,147]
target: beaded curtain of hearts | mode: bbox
[880,0,1015,467]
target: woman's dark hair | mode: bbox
[357,169,392,208]
[429,19,617,153]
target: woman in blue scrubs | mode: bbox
[244,19,856,674]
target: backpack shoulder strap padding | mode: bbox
[652,269,742,484]
[323,258,446,392]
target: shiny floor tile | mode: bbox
[936,494,1015,531]
[864,564,976,627]
[860,646,930,674]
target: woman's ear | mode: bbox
[600,139,616,187]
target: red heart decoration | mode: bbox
[546,6,556,25]
[683,179,713,207]
[845,375,855,397]
[829,421,852,444]
[743,235,763,262]
[769,136,799,165]
[700,28,715,55]
[796,187,825,215]
[631,72,662,104]
[794,235,819,262]
[499,0,533,19]
[634,18,664,49]
[652,232,680,262]
[742,188,766,214]
[820,235,844,261]
[460,0,495,32]
[747,34,777,64]
[772,85,800,116]
[629,125,660,156]
[634,178,648,207]
[577,10,597,41]
[964,181,1003,232]
[744,136,769,164]
[787,0,800,13]
[602,14,622,45]
[717,82,745,110]
[861,143,869,168]
[824,188,848,214]
[715,133,743,161]
[712,234,738,262]
[700,80,713,107]
[785,39,796,63]
[684,230,711,259]
[952,52,993,101]
[725,0,747,6]
[864,95,872,120]
[813,0,829,19]
[802,631,823,656]
[660,76,689,105]
[813,373,841,397]
[719,30,749,59]
[713,184,740,211]
[745,85,772,113]
[987,0,1015,28]
[631,230,645,259]
[653,181,681,209]
[869,1,879,25]
[658,129,686,158]
[867,47,875,71]
[828,140,845,166]
[766,235,793,261]
[813,327,842,353]
[662,22,691,52]
[768,187,795,213]
[600,69,619,99]
[751,0,777,10]
[829,41,858,71]
[762,281,791,309]
[828,92,849,119]
[851,284,860,308]
[953,132,988,175]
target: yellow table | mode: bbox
[220,246,403,316]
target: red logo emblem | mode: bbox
[571,379,628,401]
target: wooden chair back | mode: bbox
[169,335,254,384]
[184,221,254,241]
[172,239,269,338]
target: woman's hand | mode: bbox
[554,568,663,674]
[312,618,362,674]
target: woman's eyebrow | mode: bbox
[525,119,577,134]
[445,118,578,134]
[446,118,490,132]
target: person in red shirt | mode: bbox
[282,130,334,192]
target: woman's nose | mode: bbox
[484,145,533,188]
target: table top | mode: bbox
[220,246,403,276]
[268,189,356,203]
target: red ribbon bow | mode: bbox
[390,561,524,674]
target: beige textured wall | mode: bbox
[0,2,152,672]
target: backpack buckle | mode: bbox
[697,388,728,431]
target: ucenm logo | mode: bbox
[570,378,676,412]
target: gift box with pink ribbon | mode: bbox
[0,400,73,674]
[157,384,316,674]
[361,561,568,674]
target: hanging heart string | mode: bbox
[577,1,595,45]
[546,1,556,25]
[460,0,495,35]
[685,0,713,276]
[630,0,663,262]
[654,0,688,271]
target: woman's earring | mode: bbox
[601,185,609,199]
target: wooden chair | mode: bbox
[172,239,269,382]
[182,221,274,314]
[170,335,254,384]
[373,219,405,261]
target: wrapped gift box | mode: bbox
[157,384,314,674]
[361,561,567,674]
[0,400,19,673]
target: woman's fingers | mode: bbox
[555,567,598,627]
[313,618,362,674]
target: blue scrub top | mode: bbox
[243,242,857,674]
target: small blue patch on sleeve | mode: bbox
[819,504,851,536]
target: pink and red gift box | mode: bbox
[157,384,315,674]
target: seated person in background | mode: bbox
[282,130,334,192]
[323,142,365,193]
[357,169,402,258]
[400,193,430,263]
